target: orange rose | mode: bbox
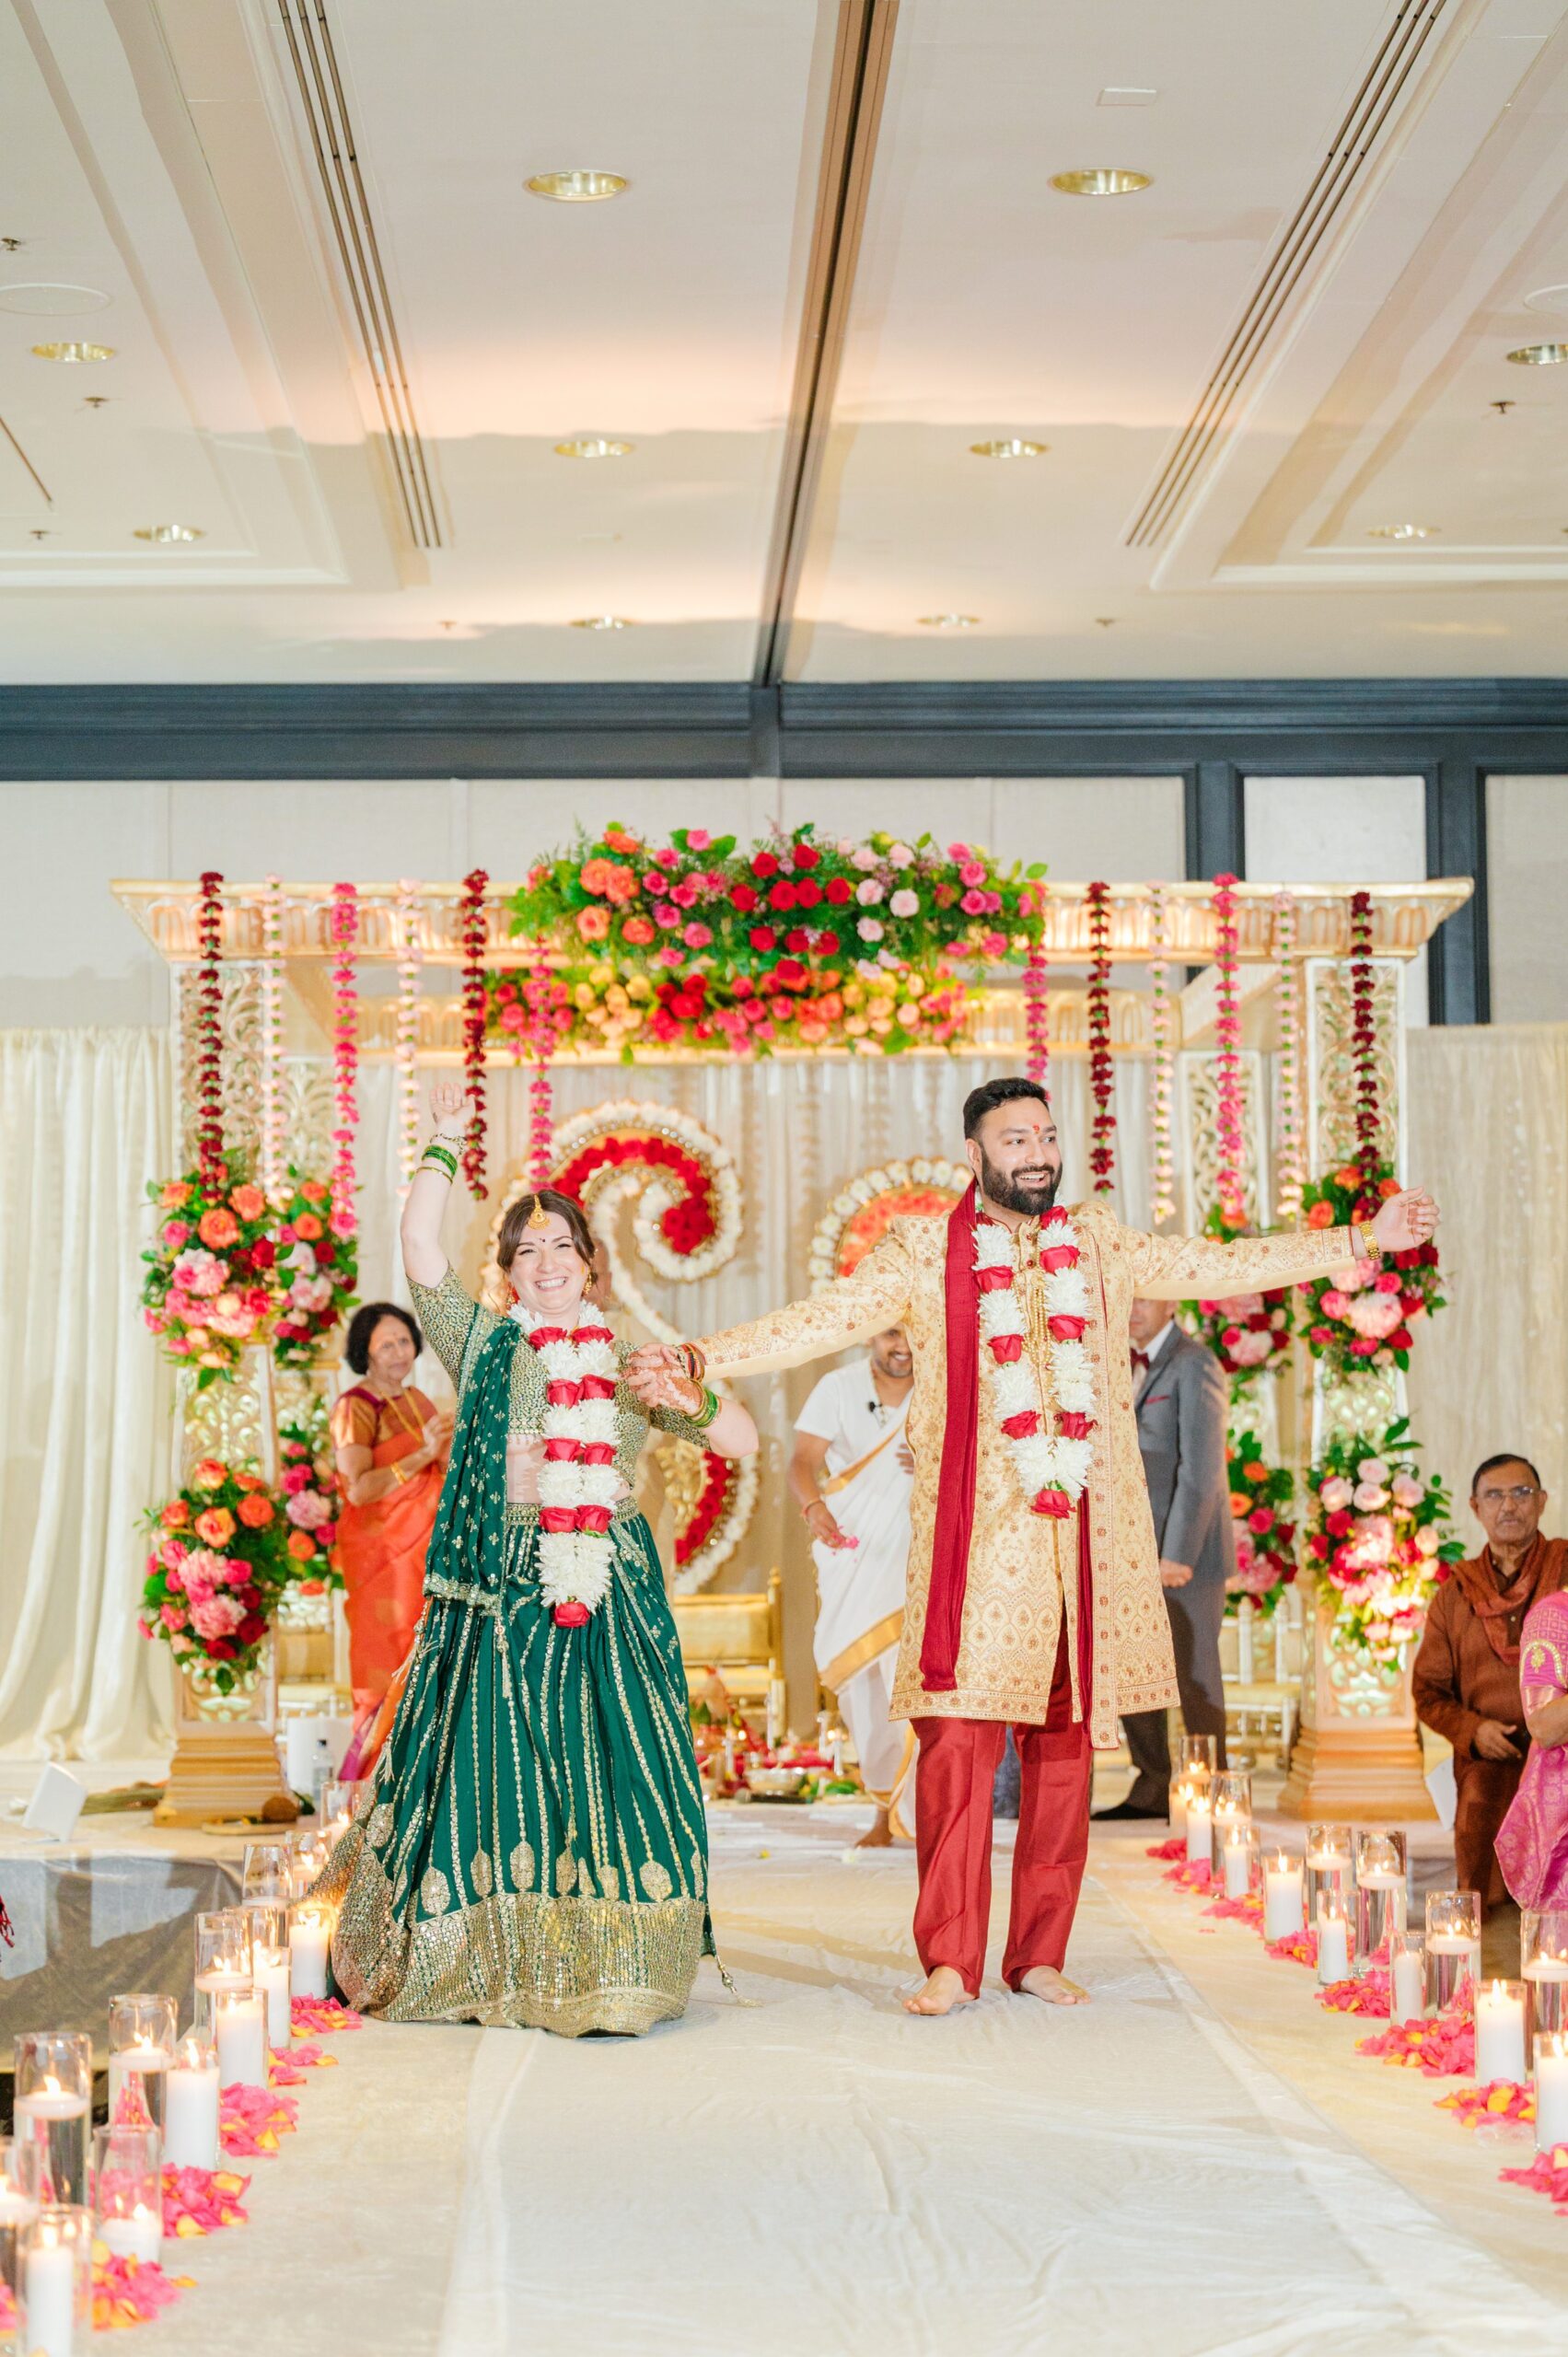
[1306,1202,1335,1229]
[159,1181,192,1209]
[301,1181,328,1204]
[603,865,640,903]
[580,859,615,897]
[1377,1177,1400,1198]
[1333,1166,1362,1190]
[1229,1492,1251,1518]
[621,916,656,946]
[160,1500,192,1529]
[198,1207,239,1249]
[287,1531,318,1561]
[293,1213,324,1242]
[237,1493,275,1527]
[194,1506,236,1546]
[233,1469,265,1492]
[192,1458,227,1490]
[228,1183,266,1222]
[603,827,641,855]
[576,907,611,942]
[1243,1461,1268,1482]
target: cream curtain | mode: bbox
[1407,1024,1568,1548]
[0,1030,176,1762]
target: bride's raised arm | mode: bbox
[401,1080,470,1287]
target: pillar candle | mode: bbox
[289,1911,331,2001]
[1536,2041,1568,2151]
[1392,1949,1425,2021]
[1263,1860,1305,1942]
[254,1948,293,2049]
[1224,1843,1251,1901]
[1474,1981,1527,2084]
[214,1992,267,2091]
[98,2207,161,2266]
[162,2053,219,2172]
[1185,1796,1213,1868]
[24,2230,76,2356]
[1317,1909,1351,1984]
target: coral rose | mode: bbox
[237,1493,275,1527]
[1306,1202,1335,1229]
[621,915,656,946]
[286,1531,318,1562]
[580,858,615,897]
[293,1213,324,1242]
[192,1458,227,1490]
[577,907,611,941]
[194,1507,236,1546]
[198,1207,239,1249]
[228,1184,266,1222]
[159,1181,192,1209]
[160,1500,192,1529]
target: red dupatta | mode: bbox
[920,1184,982,1691]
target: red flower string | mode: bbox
[1086,881,1115,1191]
[459,870,490,1196]
[1212,872,1246,1229]
[194,870,225,1186]
[522,947,570,1186]
[1349,888,1380,1159]
[1022,882,1050,1087]
[328,884,359,1233]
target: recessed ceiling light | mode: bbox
[133,524,203,544]
[526,170,628,203]
[970,437,1048,459]
[1367,523,1437,540]
[569,614,633,630]
[1505,342,1568,366]
[0,282,110,316]
[30,340,114,363]
[1524,284,1568,318]
[1097,87,1158,108]
[917,613,980,629]
[553,436,634,459]
[1049,168,1152,197]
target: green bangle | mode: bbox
[691,1386,720,1431]
[421,1144,459,1178]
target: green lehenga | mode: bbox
[318,1270,714,2038]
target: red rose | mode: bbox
[1039,1245,1077,1273]
[1048,1315,1086,1342]
[580,1443,617,1467]
[774,958,807,990]
[539,1507,577,1536]
[768,880,797,912]
[543,1438,580,1463]
[1326,1509,1353,1537]
[750,851,780,879]
[576,1505,613,1535]
[1032,1488,1072,1519]
[794,878,821,909]
[1057,1411,1093,1440]
[1309,1533,1330,1562]
[578,1375,617,1400]
[1389,1328,1412,1351]
[729,883,759,913]
[1000,1410,1040,1439]
[749,926,776,953]
[553,1602,591,1628]
[545,1379,581,1407]
[791,841,820,870]
[784,929,809,954]
[813,931,841,957]
[989,1334,1023,1364]
[825,877,852,906]
[976,1265,1014,1293]
[250,1236,276,1269]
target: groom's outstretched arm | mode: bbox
[631,1231,913,1386]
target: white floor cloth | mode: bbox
[140,1811,1565,2357]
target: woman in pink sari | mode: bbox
[1497,1589,1568,1910]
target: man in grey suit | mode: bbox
[1095,1296,1233,1819]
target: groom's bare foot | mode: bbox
[854,1809,893,1850]
[902,1966,976,2014]
[1016,1967,1090,2006]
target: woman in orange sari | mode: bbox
[331,1302,452,1774]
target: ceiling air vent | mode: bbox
[1128,0,1452,550]
[274,0,441,550]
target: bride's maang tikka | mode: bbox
[525,1193,550,1231]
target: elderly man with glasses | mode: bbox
[1413,1455,1568,1914]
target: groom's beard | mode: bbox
[979,1148,1059,1218]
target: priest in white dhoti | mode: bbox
[789,1328,916,1848]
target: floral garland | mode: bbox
[393,880,423,1194]
[1179,1207,1295,1396]
[138,1457,293,1691]
[459,867,490,1193]
[808,1156,970,1292]
[193,869,226,1185]
[1304,1416,1462,1664]
[277,1416,341,1589]
[141,1173,276,1387]
[522,947,570,1184]
[1225,1433,1296,1617]
[258,875,286,1204]
[1350,889,1380,1160]
[1148,883,1176,1225]
[270,1172,358,1366]
[523,1315,621,1620]
[541,1101,743,1283]
[1022,882,1050,1086]
[1273,890,1305,1223]
[489,955,970,1060]
[1086,881,1115,1191]
[1212,871,1247,1229]
[328,884,358,1235]
[1299,1160,1444,1376]
[974,1208,1095,1515]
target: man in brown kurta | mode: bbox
[1413,1453,1567,1912]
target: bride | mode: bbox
[319,1083,759,2037]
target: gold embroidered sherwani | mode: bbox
[701,1207,1361,1747]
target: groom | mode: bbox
[628,1079,1439,2014]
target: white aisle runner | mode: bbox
[436,1816,1562,2357]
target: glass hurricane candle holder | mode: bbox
[241,1839,293,1905]
[1474,1978,1528,2085]
[1424,1889,1482,2014]
[1208,1772,1251,1871]
[1177,1736,1216,1784]
[12,2036,91,2209]
[319,1778,363,1843]
[211,1980,267,2092]
[0,2137,41,2316]
[1388,1929,1427,2023]
[288,1903,331,2002]
[1316,1890,1353,1985]
[106,1994,175,2134]
[193,1910,252,2031]
[91,2125,161,2268]
[1353,1832,1408,1970]
[162,2035,219,2174]
[1219,1821,1260,1903]
[1304,1823,1353,1926]
[1183,1782,1214,1868]
[1167,1776,1196,1837]
[247,1900,293,2049]
[1522,1909,1568,2044]
[21,2205,90,2357]
[1262,1849,1305,1943]
[1534,2031,1568,2153]
[291,1831,330,1902]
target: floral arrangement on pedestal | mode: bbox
[269,1176,359,1367]
[1304,1417,1463,1665]
[141,1174,277,1388]
[1299,1161,1444,1376]
[494,822,1044,1058]
[276,1417,342,1593]
[1225,1434,1296,1618]
[1179,1210,1295,1397]
[138,1459,294,1691]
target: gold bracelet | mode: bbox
[389,1458,408,1485]
[1353,1220,1382,1262]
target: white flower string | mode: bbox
[393,880,423,1195]
[517,1312,621,1617]
[258,873,286,1204]
[1273,889,1304,1223]
[974,1211,1096,1515]
[1148,884,1176,1225]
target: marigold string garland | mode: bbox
[1349,888,1380,1157]
[258,874,286,1204]
[1273,889,1305,1224]
[1147,883,1175,1225]
[194,869,226,1186]
[1086,881,1115,1192]
[328,884,359,1234]
[459,867,490,1195]
[393,880,423,1194]
[1212,872,1247,1229]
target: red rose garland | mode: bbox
[1086,881,1115,1191]
[1212,872,1246,1230]
[1350,889,1380,1158]
[194,870,226,1186]
[328,885,359,1235]
[459,869,490,1195]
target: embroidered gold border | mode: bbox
[820,1610,904,1695]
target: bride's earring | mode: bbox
[506,1277,519,1306]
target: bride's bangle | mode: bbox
[420,1142,459,1179]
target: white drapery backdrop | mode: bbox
[0,1029,175,1764]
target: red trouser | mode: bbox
[912,1621,1091,1995]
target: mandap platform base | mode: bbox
[1276,1721,1436,1822]
[153,1722,296,1829]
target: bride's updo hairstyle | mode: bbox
[493,1188,598,1282]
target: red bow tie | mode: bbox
[1130,1347,1150,1372]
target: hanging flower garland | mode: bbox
[1225,1434,1296,1618]
[194,869,226,1186]
[522,946,571,1185]
[1304,1416,1462,1665]
[1212,871,1247,1230]
[393,881,423,1195]
[1022,882,1050,1088]
[1086,881,1116,1192]
[1148,883,1176,1225]
[258,874,286,1205]
[458,868,490,1195]
[328,885,359,1237]
[1350,889,1380,1161]
[1274,889,1305,1224]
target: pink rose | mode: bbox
[855,877,884,906]
[857,918,884,942]
[1391,1473,1423,1509]
[1318,1476,1353,1513]
[656,945,685,969]
[889,888,920,919]
[160,1603,186,1631]
[982,931,1007,958]
[171,1249,226,1299]
[654,902,681,930]
[888,842,914,869]
[286,1490,332,1531]
[190,1591,247,1642]
[1228,1329,1272,1367]
[1375,1270,1401,1295]
[682,923,713,949]
[1319,1289,1350,1320]
[1347,1292,1402,1341]
[686,828,712,852]
[960,889,987,916]
[959,861,987,888]
[330,1208,356,1239]
[161,1220,192,1250]
[652,846,679,870]
[851,847,879,872]
[670,878,699,909]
